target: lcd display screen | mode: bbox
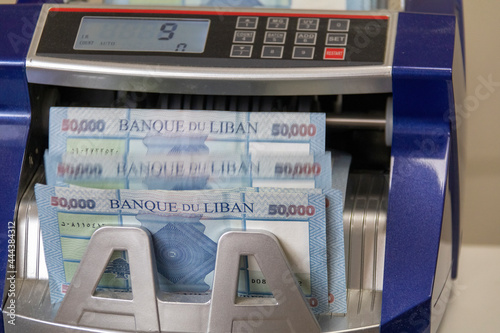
[74,17,210,53]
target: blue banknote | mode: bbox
[103,0,350,10]
[104,0,290,8]
[35,185,328,313]
[44,151,332,190]
[48,107,325,156]
[259,186,346,313]
[197,0,282,6]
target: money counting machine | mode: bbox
[0,0,464,332]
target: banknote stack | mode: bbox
[37,107,348,314]
[175,0,388,11]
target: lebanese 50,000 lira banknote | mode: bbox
[260,187,346,313]
[192,0,347,9]
[35,185,329,313]
[45,151,332,191]
[49,107,325,157]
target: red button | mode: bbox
[324,47,345,60]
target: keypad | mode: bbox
[231,15,355,61]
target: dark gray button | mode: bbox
[267,17,289,30]
[328,19,350,32]
[328,19,351,31]
[326,33,348,46]
[264,31,287,44]
[261,46,284,59]
[230,45,253,58]
[236,17,259,29]
[292,46,315,60]
[295,32,317,45]
[233,31,256,43]
[297,18,320,31]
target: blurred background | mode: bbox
[457,0,500,246]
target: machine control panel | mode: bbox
[35,7,389,68]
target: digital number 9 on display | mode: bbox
[158,22,178,41]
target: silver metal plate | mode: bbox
[15,167,48,281]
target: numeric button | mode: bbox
[293,46,315,60]
[230,45,253,58]
[328,19,350,32]
[236,17,259,29]
[261,46,284,59]
[295,32,317,45]
[267,17,289,30]
[233,31,256,43]
[297,18,320,31]
[264,31,287,44]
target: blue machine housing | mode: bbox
[0,6,41,333]
[382,12,461,333]
[0,1,463,332]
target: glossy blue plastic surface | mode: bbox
[381,12,457,333]
[406,0,466,80]
[0,4,41,332]
[405,0,465,280]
